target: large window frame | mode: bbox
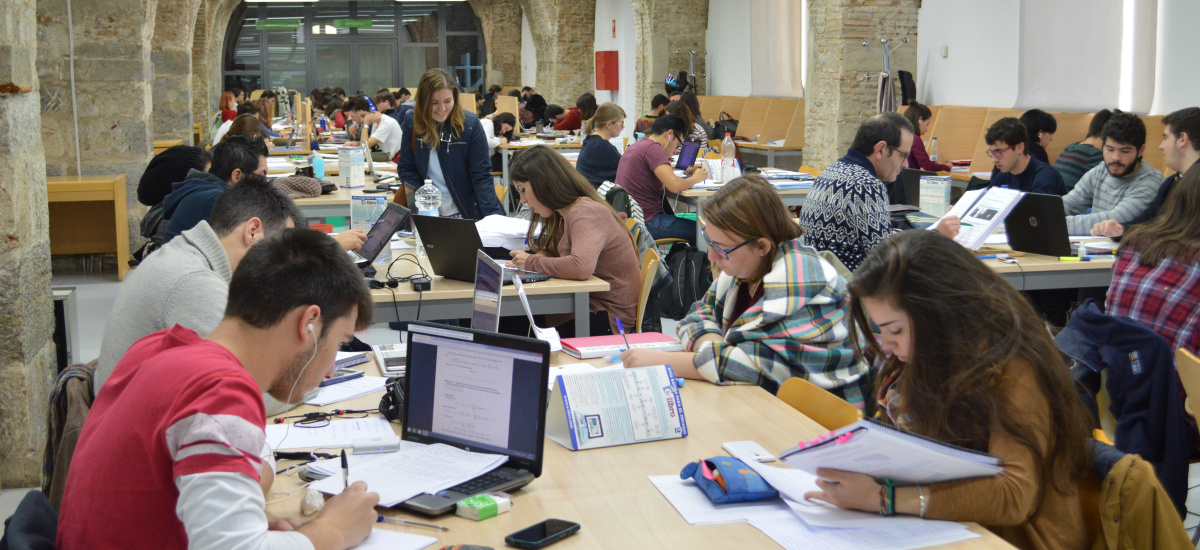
[222,1,484,94]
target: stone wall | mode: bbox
[36,0,157,250]
[152,0,201,145]
[1,0,57,488]
[805,0,919,170]
[517,0,595,107]
[630,0,708,118]
[468,0,522,88]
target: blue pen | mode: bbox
[615,318,631,351]
[976,254,997,259]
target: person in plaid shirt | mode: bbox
[1107,163,1200,355]
[621,175,869,408]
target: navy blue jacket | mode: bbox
[1056,299,1190,515]
[396,110,504,220]
[989,156,1066,195]
[575,134,622,186]
[161,169,227,244]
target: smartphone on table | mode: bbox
[504,519,580,549]
[319,368,364,387]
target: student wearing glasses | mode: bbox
[622,175,870,406]
[799,113,960,272]
[614,114,709,242]
[396,69,504,220]
[984,117,1066,195]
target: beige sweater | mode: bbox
[525,197,640,333]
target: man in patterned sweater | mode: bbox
[1062,112,1163,236]
[799,113,960,272]
[58,229,380,550]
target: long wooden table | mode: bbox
[266,354,1014,549]
[983,251,1113,291]
[292,185,396,220]
[46,175,131,280]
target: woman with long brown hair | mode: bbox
[396,68,504,220]
[806,229,1092,550]
[222,113,274,149]
[622,175,869,404]
[1108,163,1200,355]
[508,145,639,336]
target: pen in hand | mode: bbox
[341,449,348,490]
[377,515,449,531]
[616,318,631,351]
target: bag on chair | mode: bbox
[657,242,712,320]
[712,112,738,140]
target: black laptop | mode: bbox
[412,215,550,284]
[400,321,550,516]
[348,202,410,269]
[1004,193,1072,257]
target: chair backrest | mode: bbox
[624,217,642,244]
[776,376,862,431]
[494,183,508,205]
[636,247,662,333]
[1175,349,1200,424]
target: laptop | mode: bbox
[348,201,410,269]
[675,140,701,169]
[471,250,504,332]
[400,321,550,516]
[1004,193,1072,257]
[412,215,551,284]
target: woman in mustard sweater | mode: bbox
[806,230,1092,550]
[508,145,640,336]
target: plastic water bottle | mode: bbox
[318,113,327,134]
[929,137,940,163]
[414,179,441,260]
[312,154,325,180]
[720,133,737,183]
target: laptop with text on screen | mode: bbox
[400,321,550,516]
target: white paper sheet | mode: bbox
[352,528,437,550]
[305,375,388,407]
[310,443,507,506]
[266,417,395,451]
[648,475,791,524]
[749,512,977,550]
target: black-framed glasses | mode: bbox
[889,145,911,161]
[702,229,754,260]
[986,145,1014,159]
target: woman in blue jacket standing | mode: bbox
[396,68,504,219]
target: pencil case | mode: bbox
[680,456,778,504]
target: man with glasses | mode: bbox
[615,114,710,242]
[799,112,959,272]
[985,117,1066,195]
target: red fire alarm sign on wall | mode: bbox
[596,51,618,90]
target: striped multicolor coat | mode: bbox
[677,238,870,408]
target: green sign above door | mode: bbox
[255,20,302,30]
[332,19,374,29]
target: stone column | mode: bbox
[517,0,595,107]
[152,0,201,145]
[192,0,239,135]
[37,0,157,252]
[468,0,522,88]
[804,0,918,170]
[629,0,708,119]
[1,0,57,488]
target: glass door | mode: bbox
[358,43,396,94]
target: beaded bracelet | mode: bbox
[878,478,896,516]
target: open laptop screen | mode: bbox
[472,250,503,332]
[358,202,410,263]
[403,323,549,474]
[675,140,701,169]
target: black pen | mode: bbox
[341,449,349,490]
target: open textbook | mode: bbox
[930,187,1025,250]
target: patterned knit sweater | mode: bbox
[797,149,891,272]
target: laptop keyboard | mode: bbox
[447,468,520,496]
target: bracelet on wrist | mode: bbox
[917,485,928,519]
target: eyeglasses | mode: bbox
[702,229,754,260]
[889,145,911,161]
[986,145,1014,159]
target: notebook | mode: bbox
[348,201,410,268]
[400,322,551,516]
[471,250,503,332]
[560,332,683,359]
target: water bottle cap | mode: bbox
[725,133,731,137]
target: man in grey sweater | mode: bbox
[1062,112,1164,235]
[95,182,303,396]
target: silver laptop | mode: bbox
[471,250,504,332]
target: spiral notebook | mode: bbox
[778,418,1002,484]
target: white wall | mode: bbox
[593,0,637,140]
[916,0,1020,108]
[705,0,753,96]
[520,9,537,88]
[1151,0,1200,114]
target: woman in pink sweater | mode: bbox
[508,145,640,336]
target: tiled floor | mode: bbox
[7,273,1199,545]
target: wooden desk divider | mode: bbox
[757,98,801,145]
[697,95,727,122]
[1043,111,1094,165]
[249,89,264,101]
[495,95,519,119]
[734,98,772,141]
[47,175,131,280]
[461,93,476,114]
[967,108,1022,174]
[928,106,989,166]
[153,140,183,156]
[717,96,748,121]
[783,99,806,148]
[1142,114,1166,174]
[498,86,521,96]
[923,105,942,140]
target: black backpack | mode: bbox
[657,242,713,320]
[604,185,634,221]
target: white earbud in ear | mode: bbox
[307,323,315,335]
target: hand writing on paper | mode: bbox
[1091,220,1125,238]
[620,348,670,368]
[934,215,961,239]
[297,481,379,550]
[509,250,532,270]
[803,468,880,513]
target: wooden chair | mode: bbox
[636,247,662,334]
[1174,349,1200,545]
[494,183,508,205]
[776,377,863,431]
[624,218,642,244]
